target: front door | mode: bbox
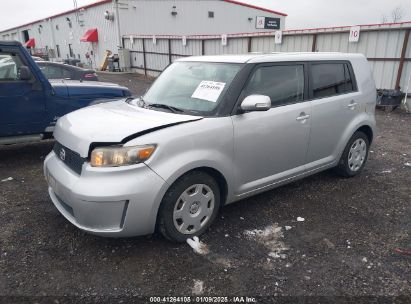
[232,63,311,196]
[0,47,46,136]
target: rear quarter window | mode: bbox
[311,62,355,99]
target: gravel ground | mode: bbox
[0,72,410,303]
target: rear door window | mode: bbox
[47,65,64,79]
[243,64,305,107]
[62,68,72,79]
[310,62,355,98]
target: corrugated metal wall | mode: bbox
[118,0,286,36]
[124,23,411,92]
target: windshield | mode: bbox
[140,61,243,114]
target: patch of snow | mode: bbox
[1,177,13,182]
[297,217,305,222]
[224,234,229,237]
[239,217,245,220]
[362,257,368,263]
[186,236,210,255]
[285,226,292,230]
[244,224,289,259]
[192,279,204,295]
[380,169,393,173]
[268,252,287,259]
[405,162,411,167]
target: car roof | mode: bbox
[0,40,21,46]
[176,52,365,64]
[36,61,94,71]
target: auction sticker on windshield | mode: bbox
[191,80,226,102]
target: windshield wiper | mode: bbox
[128,97,185,114]
[148,103,184,113]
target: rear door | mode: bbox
[231,62,311,195]
[0,48,46,136]
[306,61,359,168]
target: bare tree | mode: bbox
[381,14,388,24]
[391,6,405,23]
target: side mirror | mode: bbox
[240,95,271,112]
[19,66,32,81]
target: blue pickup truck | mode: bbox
[0,41,132,145]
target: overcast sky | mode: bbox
[0,0,410,31]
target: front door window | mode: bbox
[0,53,24,81]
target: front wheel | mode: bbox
[335,131,370,177]
[158,171,220,242]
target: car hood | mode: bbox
[50,79,129,97]
[53,100,203,157]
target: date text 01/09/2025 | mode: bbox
[149,296,257,303]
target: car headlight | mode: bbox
[90,144,156,167]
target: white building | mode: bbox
[0,0,287,68]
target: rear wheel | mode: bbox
[158,171,220,242]
[335,131,369,177]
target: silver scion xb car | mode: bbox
[44,53,376,242]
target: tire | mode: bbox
[158,171,221,243]
[335,131,370,177]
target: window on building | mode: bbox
[243,65,305,107]
[68,21,72,28]
[68,44,74,58]
[55,25,59,30]
[208,11,214,18]
[56,45,61,58]
[311,63,355,98]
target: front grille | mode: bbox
[53,141,85,175]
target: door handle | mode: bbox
[347,101,358,109]
[296,114,310,121]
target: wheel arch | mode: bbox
[154,166,229,232]
[356,124,374,144]
[166,166,229,207]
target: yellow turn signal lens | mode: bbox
[137,146,155,160]
[91,151,104,167]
